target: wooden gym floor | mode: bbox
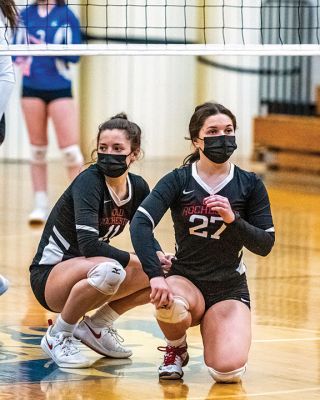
[0,158,320,400]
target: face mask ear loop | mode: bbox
[126,150,135,169]
[193,137,203,151]
[197,137,206,156]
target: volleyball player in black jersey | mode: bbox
[130,103,275,382]
[30,113,170,368]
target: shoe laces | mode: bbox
[157,345,187,366]
[102,326,125,345]
[58,334,81,356]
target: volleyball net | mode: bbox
[4,0,320,56]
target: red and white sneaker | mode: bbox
[158,344,189,380]
[41,320,91,369]
[74,316,132,358]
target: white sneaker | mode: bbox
[158,344,189,380]
[74,316,132,359]
[0,274,9,296]
[28,207,48,224]
[41,323,91,368]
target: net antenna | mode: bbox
[3,0,320,56]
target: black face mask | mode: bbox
[200,135,237,164]
[97,152,131,178]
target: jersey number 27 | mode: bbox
[189,215,227,240]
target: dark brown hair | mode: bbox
[183,102,237,165]
[91,113,142,161]
[0,0,18,29]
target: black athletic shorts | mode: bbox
[29,264,56,312]
[22,87,72,104]
[166,271,250,311]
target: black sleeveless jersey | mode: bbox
[31,164,153,268]
[130,163,275,282]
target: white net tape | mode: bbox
[2,0,320,56]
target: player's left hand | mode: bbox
[203,194,235,224]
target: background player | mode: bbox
[30,113,170,368]
[13,0,83,223]
[130,102,275,382]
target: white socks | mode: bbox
[166,334,187,348]
[51,315,76,335]
[90,304,120,328]
[51,305,120,336]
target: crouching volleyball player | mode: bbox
[130,103,275,383]
[29,114,170,368]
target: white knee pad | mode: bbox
[207,364,246,383]
[30,145,47,165]
[155,295,189,323]
[61,144,84,167]
[87,260,126,296]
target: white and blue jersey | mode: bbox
[13,4,81,90]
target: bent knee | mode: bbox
[165,275,205,313]
[155,296,189,324]
[87,260,126,295]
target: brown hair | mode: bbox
[183,102,237,165]
[0,0,18,29]
[91,113,142,161]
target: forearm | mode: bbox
[130,214,164,280]
[78,236,130,267]
[227,217,275,256]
